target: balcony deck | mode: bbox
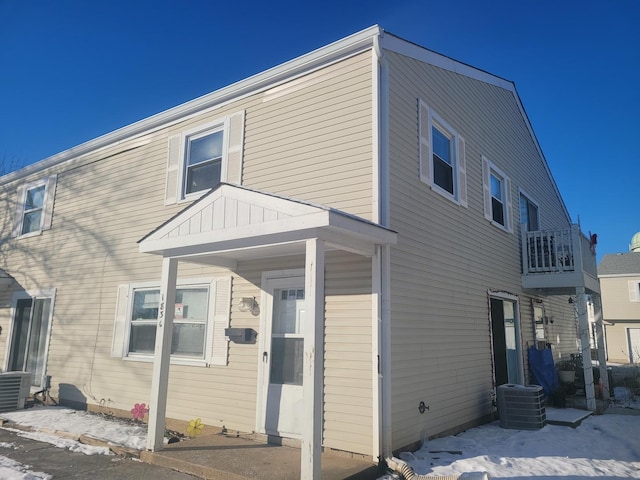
[521,224,600,295]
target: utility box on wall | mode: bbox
[497,384,546,430]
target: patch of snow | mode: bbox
[382,413,640,479]
[1,427,111,456]
[1,407,147,450]
[0,455,51,480]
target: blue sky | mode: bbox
[1,0,638,259]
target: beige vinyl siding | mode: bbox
[601,276,640,320]
[244,51,373,220]
[385,50,575,449]
[323,252,372,455]
[605,322,638,364]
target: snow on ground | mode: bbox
[0,385,636,479]
[380,386,640,479]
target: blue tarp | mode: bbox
[528,346,559,395]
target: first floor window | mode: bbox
[129,286,209,358]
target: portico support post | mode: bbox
[301,238,324,480]
[147,257,178,451]
[576,287,596,411]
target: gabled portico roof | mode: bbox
[139,184,396,269]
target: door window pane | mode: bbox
[25,298,51,386]
[9,299,32,372]
[270,338,303,385]
[273,289,304,334]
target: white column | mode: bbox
[301,239,324,480]
[592,294,610,400]
[576,287,596,411]
[146,257,178,451]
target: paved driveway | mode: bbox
[0,427,198,479]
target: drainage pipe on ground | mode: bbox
[386,457,491,480]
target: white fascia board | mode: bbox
[379,33,514,91]
[599,273,640,278]
[0,26,381,186]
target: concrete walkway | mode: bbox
[142,432,381,480]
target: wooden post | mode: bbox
[301,239,324,480]
[147,257,178,451]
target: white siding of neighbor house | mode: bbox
[600,275,640,364]
[0,51,375,455]
[384,50,576,450]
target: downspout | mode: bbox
[372,28,393,462]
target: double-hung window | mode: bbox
[184,128,224,196]
[482,157,513,232]
[418,100,467,206]
[129,286,209,357]
[112,277,232,366]
[519,193,540,231]
[13,176,57,238]
[164,111,245,205]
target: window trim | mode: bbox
[628,281,640,303]
[518,189,540,232]
[13,175,57,239]
[418,100,467,207]
[165,111,244,205]
[122,278,216,367]
[482,156,513,233]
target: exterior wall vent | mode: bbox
[0,372,32,412]
[497,383,546,430]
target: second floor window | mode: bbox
[520,193,540,231]
[418,100,467,207]
[482,157,512,232]
[12,175,57,239]
[185,129,224,196]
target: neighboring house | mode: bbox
[0,26,604,477]
[598,234,640,364]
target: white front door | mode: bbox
[259,276,305,438]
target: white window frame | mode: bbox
[180,120,228,202]
[519,189,540,232]
[4,288,56,391]
[13,176,57,238]
[628,280,640,303]
[482,156,513,233]
[418,100,467,206]
[122,278,216,367]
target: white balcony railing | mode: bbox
[521,224,599,293]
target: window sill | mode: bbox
[17,229,43,239]
[430,184,461,206]
[123,354,209,367]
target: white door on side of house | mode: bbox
[7,293,54,388]
[260,276,305,438]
